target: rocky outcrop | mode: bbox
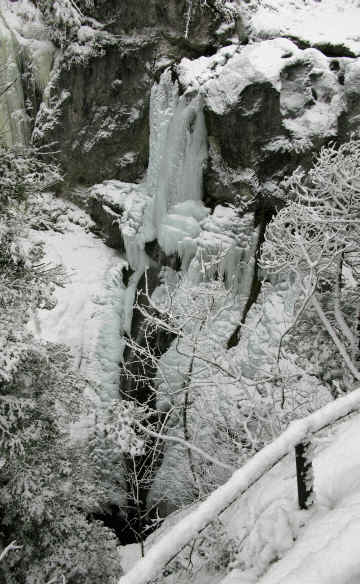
[48,0,244,187]
[178,38,349,205]
[3,0,360,202]
[339,59,360,138]
[52,41,154,186]
[87,180,149,250]
[53,0,360,202]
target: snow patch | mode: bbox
[249,0,360,57]
[178,39,295,115]
[28,206,126,402]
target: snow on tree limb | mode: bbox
[119,386,360,584]
[136,420,235,471]
[260,139,360,388]
[0,540,21,562]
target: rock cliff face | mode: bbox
[30,0,360,213]
[3,1,360,203]
[48,0,241,186]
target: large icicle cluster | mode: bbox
[90,68,256,293]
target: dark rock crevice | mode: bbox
[227,204,275,349]
[115,245,180,544]
[282,35,358,59]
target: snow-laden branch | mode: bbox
[334,255,357,351]
[136,421,235,472]
[0,540,21,562]
[119,386,360,584]
[311,295,360,381]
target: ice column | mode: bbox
[146,68,208,235]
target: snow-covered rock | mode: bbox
[178,37,346,202]
[88,179,151,262]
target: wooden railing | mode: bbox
[119,387,360,584]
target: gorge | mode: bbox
[2,1,360,583]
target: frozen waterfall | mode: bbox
[146,68,208,236]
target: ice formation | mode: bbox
[147,68,208,233]
[0,0,55,146]
[90,67,260,294]
[89,180,151,271]
[0,13,29,146]
[90,69,210,271]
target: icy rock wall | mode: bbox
[39,0,241,186]
[90,69,208,263]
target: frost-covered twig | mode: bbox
[311,294,360,381]
[136,421,235,472]
[0,540,21,562]
[334,254,357,351]
[261,140,360,386]
[45,575,66,584]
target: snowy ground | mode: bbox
[119,392,360,584]
[28,203,127,402]
[245,414,360,584]
[247,0,360,56]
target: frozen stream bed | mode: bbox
[28,207,127,403]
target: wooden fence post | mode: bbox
[295,440,314,509]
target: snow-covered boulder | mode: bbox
[88,180,150,256]
[178,37,348,203]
